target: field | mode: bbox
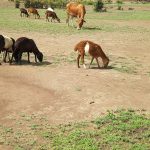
[0,1,150,150]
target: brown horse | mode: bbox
[45,10,60,23]
[27,8,40,19]
[66,2,86,30]
[20,8,29,17]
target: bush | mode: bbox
[15,0,20,8]
[94,0,104,12]
[116,0,123,10]
[82,0,94,5]
[24,0,30,8]
[105,0,112,4]
[24,0,67,9]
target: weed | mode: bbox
[0,109,149,149]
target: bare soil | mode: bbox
[0,24,150,125]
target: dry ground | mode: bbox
[0,0,150,126]
[0,26,150,125]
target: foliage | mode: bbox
[105,0,112,4]
[15,0,20,8]
[116,0,123,10]
[0,109,150,149]
[94,0,104,12]
[18,0,68,8]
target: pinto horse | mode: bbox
[0,35,15,64]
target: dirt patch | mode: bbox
[0,19,150,125]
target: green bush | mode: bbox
[116,0,123,10]
[82,0,94,5]
[94,0,104,12]
[24,0,67,9]
[15,0,20,8]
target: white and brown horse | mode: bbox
[0,35,15,64]
[74,40,109,69]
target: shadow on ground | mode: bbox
[10,60,52,66]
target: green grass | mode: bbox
[0,109,149,150]
[0,6,150,35]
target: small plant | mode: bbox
[94,0,104,12]
[24,0,30,8]
[106,0,112,4]
[15,0,20,8]
[116,0,123,10]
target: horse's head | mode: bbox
[38,14,40,19]
[77,18,86,30]
[37,51,43,62]
[103,57,109,68]
[56,17,60,23]
[26,12,29,17]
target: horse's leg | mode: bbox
[8,52,11,63]
[77,54,81,68]
[0,50,2,65]
[35,54,37,63]
[81,54,86,69]
[66,13,70,26]
[46,15,49,22]
[10,52,14,64]
[89,57,94,69]
[27,52,30,63]
[70,16,74,27]
[18,52,23,65]
[96,58,100,68]
[3,51,7,63]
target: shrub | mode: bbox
[94,0,104,12]
[24,0,30,8]
[116,0,123,10]
[15,0,20,8]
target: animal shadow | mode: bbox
[90,66,114,70]
[10,60,52,66]
[83,26,102,31]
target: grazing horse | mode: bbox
[45,10,60,23]
[66,2,86,30]
[10,37,43,64]
[20,8,29,17]
[74,40,109,69]
[0,35,15,63]
[27,8,40,19]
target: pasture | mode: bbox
[0,1,150,150]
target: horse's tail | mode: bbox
[10,38,15,52]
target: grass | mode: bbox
[0,109,149,150]
[0,6,150,35]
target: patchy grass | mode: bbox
[51,52,76,66]
[0,6,150,35]
[110,55,146,74]
[113,65,137,74]
[147,72,150,77]
[0,109,149,150]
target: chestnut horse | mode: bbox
[27,8,40,19]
